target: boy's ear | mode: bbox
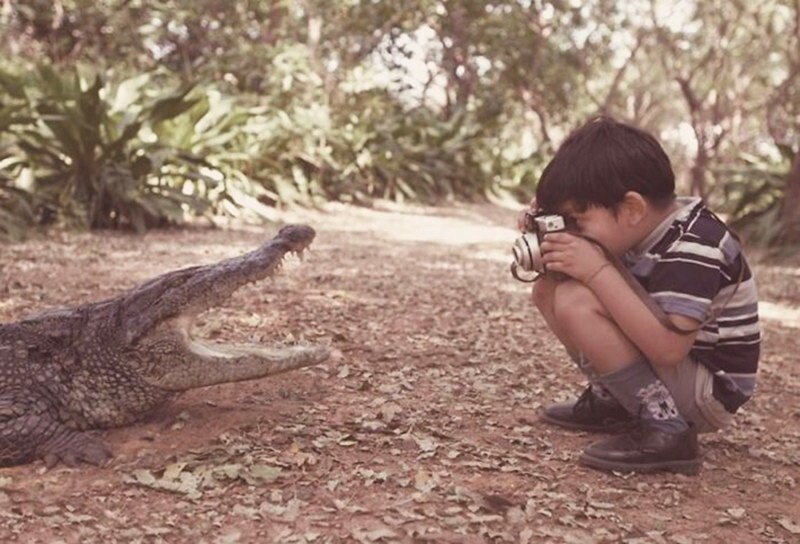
[621,191,647,225]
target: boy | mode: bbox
[523,116,760,474]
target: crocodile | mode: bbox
[0,225,332,467]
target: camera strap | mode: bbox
[581,234,745,336]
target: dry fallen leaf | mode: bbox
[777,516,800,535]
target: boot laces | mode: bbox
[573,386,596,414]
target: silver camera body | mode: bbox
[511,213,567,281]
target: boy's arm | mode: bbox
[540,232,704,367]
[585,265,699,367]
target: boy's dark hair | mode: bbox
[535,116,675,213]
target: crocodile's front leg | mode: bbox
[0,389,111,467]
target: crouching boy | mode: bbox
[526,117,760,474]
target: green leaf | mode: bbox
[148,85,200,125]
[36,64,68,98]
[0,70,26,100]
[110,73,151,113]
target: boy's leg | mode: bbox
[533,278,633,432]
[534,277,612,392]
[531,276,579,355]
[544,279,700,473]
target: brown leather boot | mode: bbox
[579,423,701,475]
[541,386,634,432]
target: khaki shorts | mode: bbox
[653,357,733,433]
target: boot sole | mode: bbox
[579,452,702,475]
[540,413,633,434]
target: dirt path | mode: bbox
[0,203,798,543]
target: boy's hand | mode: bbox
[540,232,608,284]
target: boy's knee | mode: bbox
[552,280,605,326]
[532,276,562,316]
[531,280,551,312]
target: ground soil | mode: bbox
[0,202,798,544]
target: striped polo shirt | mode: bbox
[625,197,760,413]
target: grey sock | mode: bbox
[598,359,689,433]
[569,351,615,402]
[590,382,615,401]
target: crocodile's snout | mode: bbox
[277,225,316,252]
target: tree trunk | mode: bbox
[781,152,800,243]
[689,146,708,199]
[438,2,475,119]
[676,78,709,199]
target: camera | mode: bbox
[510,212,567,282]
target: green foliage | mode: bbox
[0,176,37,242]
[0,56,523,238]
[0,0,629,239]
[2,0,797,247]
[0,67,235,233]
[719,152,792,245]
[246,91,500,206]
[0,68,37,240]
[205,42,511,207]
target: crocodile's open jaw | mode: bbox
[177,313,326,363]
[128,225,333,391]
[180,245,318,360]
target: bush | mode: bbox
[0,56,540,238]
[719,151,793,246]
[0,66,235,233]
